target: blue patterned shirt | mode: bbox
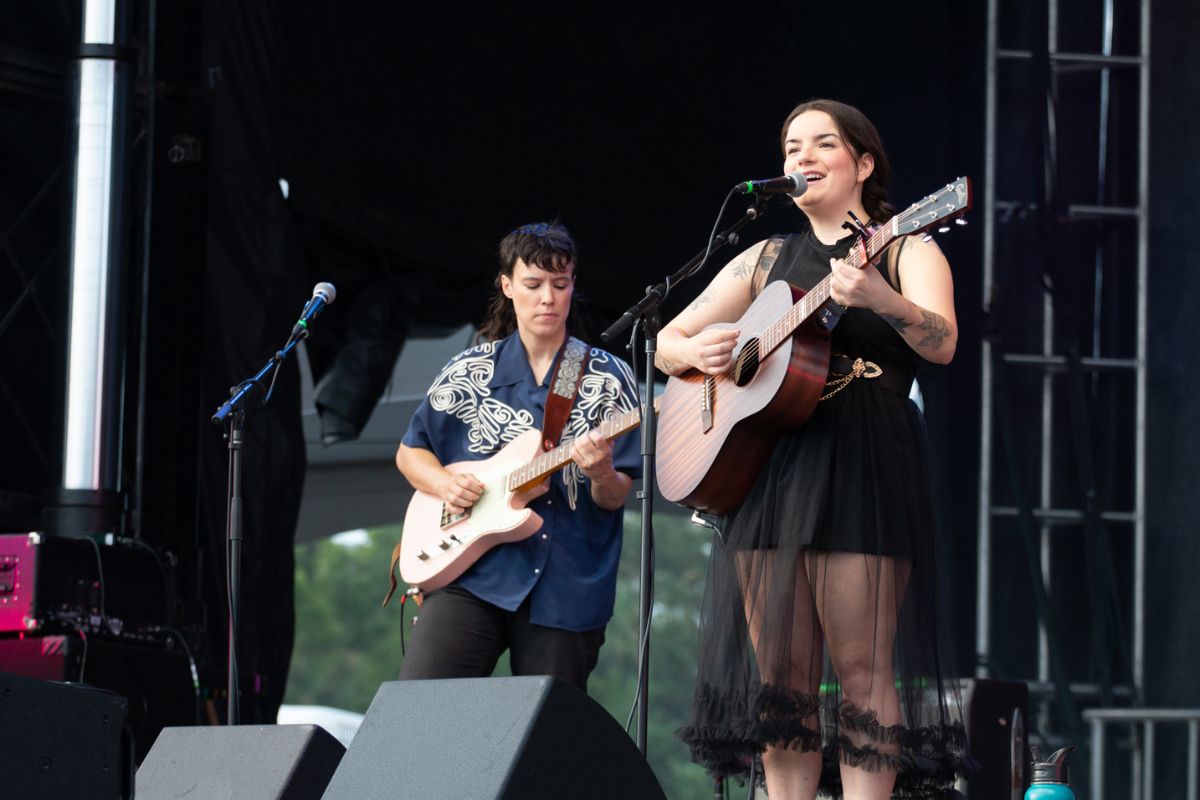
[401,332,642,631]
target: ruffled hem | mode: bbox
[678,684,974,799]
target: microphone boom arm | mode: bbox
[601,194,773,343]
[210,335,303,425]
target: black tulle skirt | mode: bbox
[678,378,973,798]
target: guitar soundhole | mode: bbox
[731,339,761,387]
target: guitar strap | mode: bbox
[540,336,588,452]
[383,336,589,607]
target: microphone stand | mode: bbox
[210,331,307,725]
[602,194,775,757]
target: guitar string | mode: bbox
[507,405,641,491]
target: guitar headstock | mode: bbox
[893,177,973,238]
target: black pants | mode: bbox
[398,585,607,692]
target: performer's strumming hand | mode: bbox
[437,472,485,516]
[684,328,741,375]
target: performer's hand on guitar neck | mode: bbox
[657,326,741,376]
[828,255,895,312]
[571,430,633,510]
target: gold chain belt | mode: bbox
[820,356,883,401]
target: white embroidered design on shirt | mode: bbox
[559,348,639,509]
[426,344,534,454]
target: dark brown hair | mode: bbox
[780,99,894,222]
[478,222,579,342]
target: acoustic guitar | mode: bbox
[655,177,972,515]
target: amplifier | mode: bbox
[0,632,198,764]
[0,531,171,634]
[957,678,1031,800]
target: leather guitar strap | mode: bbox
[539,336,588,452]
[383,337,588,607]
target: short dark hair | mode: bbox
[780,99,894,222]
[478,222,578,342]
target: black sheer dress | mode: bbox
[679,229,972,798]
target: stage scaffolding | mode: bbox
[978,0,1154,795]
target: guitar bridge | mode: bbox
[701,375,714,433]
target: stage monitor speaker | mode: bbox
[959,678,1031,800]
[0,670,132,799]
[136,724,345,800]
[322,676,666,800]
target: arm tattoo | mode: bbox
[916,310,952,350]
[730,240,781,281]
[880,313,912,332]
[730,253,755,279]
[657,357,681,373]
[689,291,712,311]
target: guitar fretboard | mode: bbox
[756,223,897,358]
[503,397,659,492]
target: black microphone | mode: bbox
[291,282,336,338]
[733,171,808,197]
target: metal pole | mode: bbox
[1040,0,1061,691]
[1133,0,1151,708]
[636,317,660,756]
[977,0,1000,679]
[1092,717,1106,800]
[1141,721,1155,800]
[54,0,131,534]
[1188,719,1199,800]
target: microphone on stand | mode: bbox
[291,282,336,338]
[733,171,808,197]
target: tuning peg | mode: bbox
[922,234,934,243]
[955,218,968,226]
[937,225,950,234]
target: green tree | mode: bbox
[287,526,405,711]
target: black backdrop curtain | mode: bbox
[197,0,307,722]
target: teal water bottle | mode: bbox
[1025,746,1076,799]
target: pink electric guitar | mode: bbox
[394,399,654,592]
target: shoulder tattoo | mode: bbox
[757,238,782,273]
